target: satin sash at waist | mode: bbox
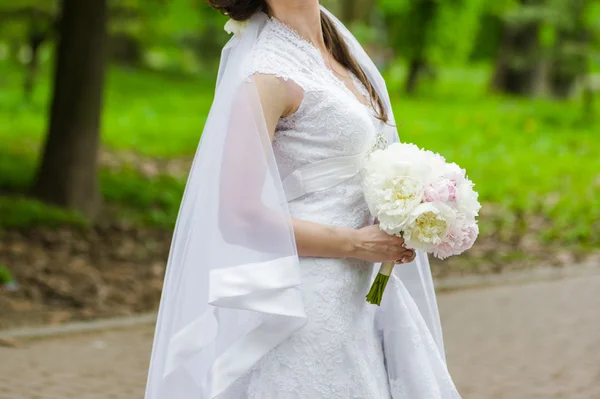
[282,152,365,202]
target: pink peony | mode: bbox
[424,179,457,203]
[432,219,479,260]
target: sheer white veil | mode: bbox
[145,8,445,399]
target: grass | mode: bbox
[0,147,184,229]
[0,62,215,157]
[0,196,87,229]
[0,60,598,246]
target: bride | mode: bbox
[145,1,462,398]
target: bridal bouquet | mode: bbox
[363,141,481,305]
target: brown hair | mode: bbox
[208,0,388,122]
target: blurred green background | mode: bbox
[0,0,599,263]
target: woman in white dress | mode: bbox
[145,2,462,398]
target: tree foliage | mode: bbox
[377,0,487,92]
[0,0,598,217]
[378,0,486,64]
[484,0,599,96]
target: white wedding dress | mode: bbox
[213,18,461,399]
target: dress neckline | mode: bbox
[268,17,374,115]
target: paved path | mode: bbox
[441,275,600,399]
[1,274,599,399]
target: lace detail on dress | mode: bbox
[266,17,373,113]
[242,257,390,399]
[244,17,378,138]
[244,17,379,223]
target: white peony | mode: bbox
[224,19,249,37]
[403,202,456,252]
[382,143,443,172]
[442,162,467,182]
[372,176,424,235]
[363,147,433,235]
[454,180,481,217]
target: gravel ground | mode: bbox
[1,274,599,399]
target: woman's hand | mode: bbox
[291,218,416,263]
[348,225,416,264]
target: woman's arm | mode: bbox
[254,75,415,264]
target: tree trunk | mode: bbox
[108,33,143,67]
[405,58,426,95]
[402,0,438,95]
[23,28,47,103]
[548,0,588,98]
[340,0,374,23]
[341,0,357,23]
[491,21,542,95]
[23,9,54,103]
[550,69,576,98]
[33,0,108,218]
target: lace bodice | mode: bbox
[245,18,380,229]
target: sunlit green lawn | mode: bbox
[0,63,214,157]
[0,61,598,246]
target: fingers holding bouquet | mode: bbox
[395,249,416,264]
[352,225,413,264]
[376,218,416,263]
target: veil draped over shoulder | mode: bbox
[145,8,446,399]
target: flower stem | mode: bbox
[366,262,395,306]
